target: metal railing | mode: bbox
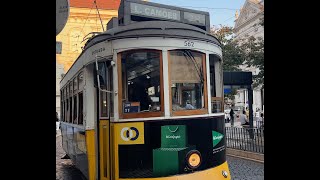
[225,127,264,154]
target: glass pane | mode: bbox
[100,91,108,117]
[69,83,73,95]
[73,95,77,122]
[122,51,161,113]
[170,50,204,111]
[73,77,78,91]
[78,72,84,90]
[69,97,73,123]
[109,67,114,117]
[78,93,83,124]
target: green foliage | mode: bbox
[211,25,264,88]
[240,36,264,88]
[210,26,245,71]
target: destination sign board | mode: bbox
[118,0,210,32]
[130,2,181,21]
[184,11,206,25]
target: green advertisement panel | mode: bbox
[161,125,187,148]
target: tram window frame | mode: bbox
[73,77,78,124]
[168,50,208,116]
[209,54,223,113]
[66,97,69,123]
[78,72,84,125]
[60,90,64,121]
[98,62,109,119]
[118,49,164,119]
[73,94,78,123]
[78,92,84,125]
[73,77,78,93]
[78,72,84,90]
[69,82,73,123]
[108,65,114,118]
[64,88,67,122]
[100,91,108,118]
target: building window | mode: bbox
[169,50,207,115]
[119,50,163,118]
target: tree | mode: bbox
[210,26,245,71]
[240,36,264,88]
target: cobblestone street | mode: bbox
[227,155,264,180]
[56,134,86,180]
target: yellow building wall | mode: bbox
[56,7,118,72]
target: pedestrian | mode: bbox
[240,110,249,126]
[245,107,249,119]
[230,108,235,127]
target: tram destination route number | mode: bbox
[184,40,194,47]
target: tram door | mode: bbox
[97,61,113,180]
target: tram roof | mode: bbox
[83,20,221,51]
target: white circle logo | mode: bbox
[120,127,139,141]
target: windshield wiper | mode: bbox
[182,50,204,84]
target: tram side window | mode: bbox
[98,62,108,118]
[69,83,73,123]
[60,90,63,122]
[73,95,77,123]
[100,91,108,117]
[109,66,114,117]
[169,50,205,111]
[78,92,83,125]
[121,51,162,114]
[66,99,69,122]
[65,86,69,122]
[78,72,84,125]
[62,101,65,122]
[78,72,84,90]
[73,78,78,123]
[209,54,223,113]
[69,96,73,123]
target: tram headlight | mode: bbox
[185,150,201,170]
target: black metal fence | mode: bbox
[225,127,264,154]
[255,120,264,129]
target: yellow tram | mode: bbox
[59,0,230,179]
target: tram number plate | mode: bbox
[184,40,194,47]
[124,102,140,113]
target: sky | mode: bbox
[149,0,246,28]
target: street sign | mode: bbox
[56,41,62,54]
[56,0,69,36]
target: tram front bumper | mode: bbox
[119,161,231,180]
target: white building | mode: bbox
[233,0,264,115]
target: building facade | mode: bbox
[233,0,264,114]
[56,0,121,115]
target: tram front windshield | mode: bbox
[170,50,205,111]
[122,51,161,113]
